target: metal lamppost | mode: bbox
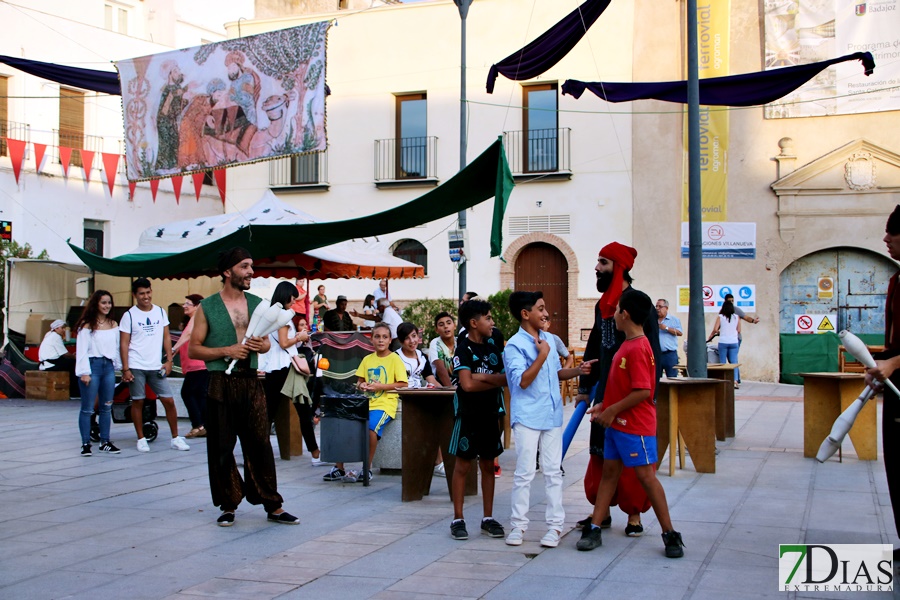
[453,0,471,301]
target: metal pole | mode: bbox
[455,0,470,301]
[686,0,707,378]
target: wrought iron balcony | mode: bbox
[374,136,438,186]
[0,121,30,157]
[52,131,104,168]
[502,127,571,180]
[269,151,329,189]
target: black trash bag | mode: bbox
[321,393,368,421]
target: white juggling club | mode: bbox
[839,330,900,398]
[815,385,875,462]
[225,302,290,374]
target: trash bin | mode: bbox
[320,391,370,485]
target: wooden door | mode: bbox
[515,243,568,345]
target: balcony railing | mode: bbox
[53,131,104,168]
[269,151,328,188]
[502,127,571,177]
[0,121,30,157]
[374,136,437,182]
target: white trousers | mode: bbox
[510,423,565,531]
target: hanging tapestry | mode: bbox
[116,21,330,181]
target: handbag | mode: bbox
[289,353,310,376]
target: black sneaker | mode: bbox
[600,515,612,528]
[481,518,504,538]
[662,530,684,558]
[323,467,345,482]
[576,526,603,551]
[98,442,121,454]
[450,519,468,540]
[217,512,235,527]
[80,444,92,457]
[267,511,300,525]
[575,516,591,530]
[625,523,644,537]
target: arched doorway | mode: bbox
[779,247,896,334]
[515,242,569,344]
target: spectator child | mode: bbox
[322,322,407,482]
[503,291,586,548]
[541,319,573,368]
[428,311,457,386]
[395,322,438,388]
[448,299,507,541]
[576,289,684,558]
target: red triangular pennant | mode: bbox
[171,175,183,204]
[128,180,136,200]
[101,153,120,197]
[214,169,226,206]
[33,143,47,173]
[80,150,95,183]
[59,147,72,177]
[149,178,159,202]
[5,138,26,184]
[192,172,205,201]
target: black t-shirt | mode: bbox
[452,332,505,418]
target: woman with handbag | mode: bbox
[260,282,323,465]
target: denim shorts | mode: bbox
[603,427,657,467]
[129,368,173,399]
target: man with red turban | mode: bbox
[575,242,662,537]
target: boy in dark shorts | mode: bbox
[576,289,684,558]
[449,299,508,541]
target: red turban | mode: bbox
[597,242,637,319]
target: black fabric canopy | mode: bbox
[561,52,875,106]
[0,55,120,95]
[486,0,612,94]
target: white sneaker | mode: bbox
[136,438,150,453]
[311,456,332,467]
[170,436,190,451]
[505,527,524,546]
[433,462,446,477]
[540,529,561,548]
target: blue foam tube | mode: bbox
[562,400,588,459]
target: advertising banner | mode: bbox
[680,221,756,258]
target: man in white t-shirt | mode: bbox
[119,278,190,453]
[377,298,403,340]
[373,279,399,310]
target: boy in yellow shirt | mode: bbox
[322,322,407,483]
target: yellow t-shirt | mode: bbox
[355,352,408,418]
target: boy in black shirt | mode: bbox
[449,300,507,541]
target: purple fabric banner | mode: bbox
[561,52,875,106]
[0,55,120,95]
[486,0,612,94]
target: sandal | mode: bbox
[186,427,206,438]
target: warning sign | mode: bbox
[794,314,838,334]
[818,276,834,299]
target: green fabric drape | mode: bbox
[69,139,514,278]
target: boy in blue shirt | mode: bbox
[503,291,588,548]
[449,300,508,541]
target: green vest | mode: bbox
[200,292,263,371]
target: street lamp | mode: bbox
[453,0,471,301]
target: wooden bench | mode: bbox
[25,370,70,401]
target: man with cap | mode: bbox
[575,242,662,539]
[189,247,299,527]
[864,205,900,560]
[324,295,355,332]
[39,319,79,397]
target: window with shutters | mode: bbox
[59,88,85,167]
[523,84,558,173]
[392,239,428,275]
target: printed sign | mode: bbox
[676,284,756,313]
[794,313,837,334]
[778,544,893,592]
[680,222,756,259]
[0,220,10,241]
[818,276,834,299]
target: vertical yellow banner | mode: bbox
[682,0,730,222]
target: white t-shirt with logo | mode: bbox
[395,348,433,388]
[119,304,169,370]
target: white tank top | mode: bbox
[718,314,739,344]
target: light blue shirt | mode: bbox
[659,314,682,352]
[503,327,563,430]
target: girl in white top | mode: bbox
[74,290,122,456]
[708,301,742,386]
[395,322,438,389]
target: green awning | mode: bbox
[69,138,515,278]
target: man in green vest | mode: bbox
[189,247,299,527]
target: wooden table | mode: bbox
[397,388,477,502]
[799,372,876,461]
[674,363,739,441]
[656,378,723,476]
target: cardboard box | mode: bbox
[25,371,70,401]
[25,314,44,344]
[40,319,56,342]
